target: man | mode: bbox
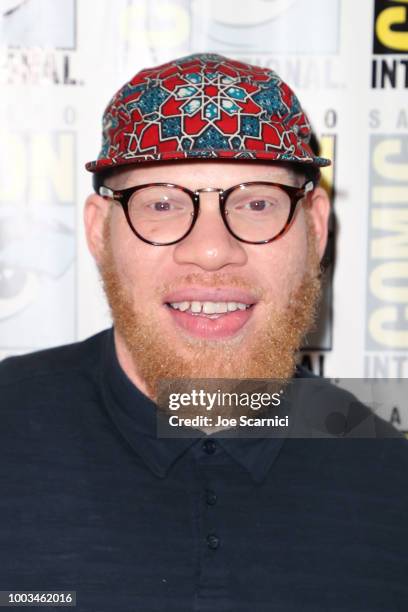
[1,53,407,611]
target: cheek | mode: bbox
[252,221,310,300]
[108,212,159,294]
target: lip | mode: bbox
[166,305,255,339]
[163,286,258,306]
[163,287,258,340]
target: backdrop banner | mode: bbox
[1,0,407,433]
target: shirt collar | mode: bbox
[99,327,292,484]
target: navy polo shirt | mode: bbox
[1,328,407,611]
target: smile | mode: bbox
[168,300,251,315]
[165,298,256,339]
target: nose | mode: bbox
[172,191,247,271]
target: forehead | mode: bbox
[105,160,303,190]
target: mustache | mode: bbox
[155,272,264,299]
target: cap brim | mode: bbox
[85,149,331,173]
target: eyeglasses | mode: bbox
[98,180,314,246]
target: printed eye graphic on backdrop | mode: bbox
[0,214,74,322]
[0,215,40,320]
[0,131,76,350]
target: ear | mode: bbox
[306,186,331,259]
[83,193,111,265]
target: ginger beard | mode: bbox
[99,212,322,403]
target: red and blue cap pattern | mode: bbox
[85,53,331,173]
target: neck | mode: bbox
[112,327,233,435]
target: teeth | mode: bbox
[169,301,250,313]
[203,302,217,314]
[211,302,222,314]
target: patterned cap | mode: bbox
[85,53,331,174]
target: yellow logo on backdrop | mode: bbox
[319,134,335,197]
[372,0,408,87]
[368,136,408,349]
[0,132,74,204]
[375,0,408,52]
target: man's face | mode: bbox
[85,160,329,398]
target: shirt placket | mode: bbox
[191,438,231,612]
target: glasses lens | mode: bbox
[225,183,292,242]
[128,186,194,244]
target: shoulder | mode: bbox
[0,328,111,398]
[283,376,408,503]
[293,368,403,439]
[290,374,408,482]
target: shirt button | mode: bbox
[203,439,216,454]
[206,489,217,505]
[207,534,220,550]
